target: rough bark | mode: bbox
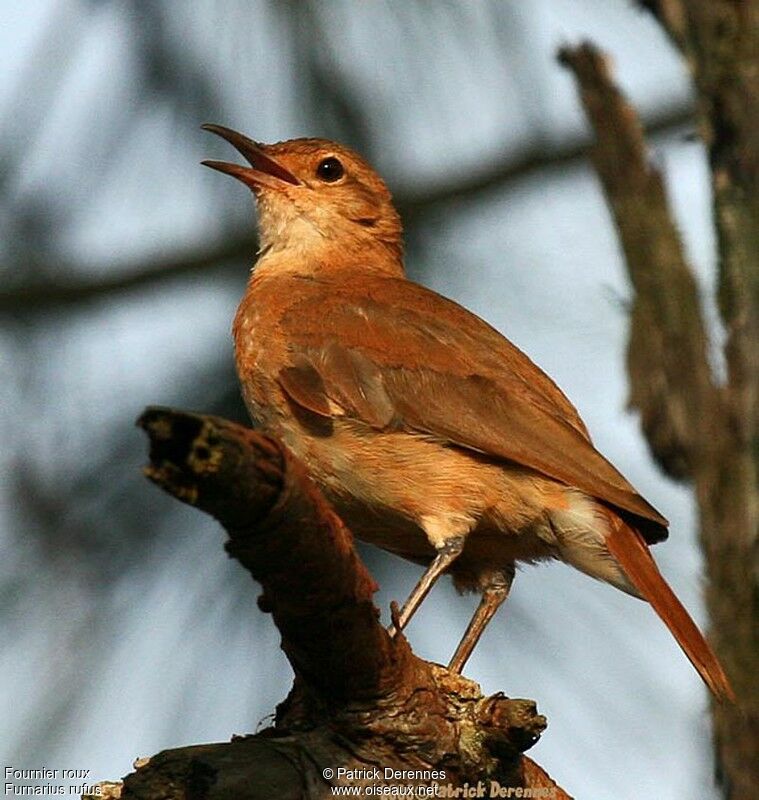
[560,24,758,799]
[106,407,573,800]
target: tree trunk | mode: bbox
[560,6,759,794]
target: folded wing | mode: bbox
[277,275,668,541]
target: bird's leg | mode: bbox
[447,565,515,674]
[388,535,465,637]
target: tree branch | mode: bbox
[642,0,759,492]
[558,42,718,481]
[0,234,256,312]
[126,407,571,800]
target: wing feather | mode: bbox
[276,275,668,539]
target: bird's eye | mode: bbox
[316,156,344,182]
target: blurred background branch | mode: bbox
[1,99,692,312]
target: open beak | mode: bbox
[201,123,300,191]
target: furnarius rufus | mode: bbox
[202,123,733,700]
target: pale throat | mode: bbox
[255,208,404,277]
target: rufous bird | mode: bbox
[202,123,733,700]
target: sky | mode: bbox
[1,3,724,798]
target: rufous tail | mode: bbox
[605,515,735,702]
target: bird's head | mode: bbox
[202,124,403,275]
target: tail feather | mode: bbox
[605,516,734,702]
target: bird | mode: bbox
[201,123,733,700]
